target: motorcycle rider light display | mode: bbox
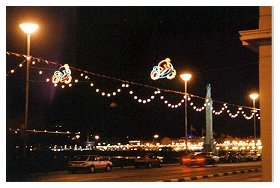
[150,58,176,80]
[52,64,72,84]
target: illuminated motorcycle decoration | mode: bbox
[150,58,176,80]
[52,64,72,84]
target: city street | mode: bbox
[6,6,272,182]
[26,161,261,182]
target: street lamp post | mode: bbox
[94,135,100,140]
[153,134,159,147]
[94,135,100,149]
[19,23,39,157]
[180,73,192,150]
[249,93,259,148]
[153,134,159,139]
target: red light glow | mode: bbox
[196,158,205,162]
[182,158,191,162]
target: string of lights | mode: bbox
[8,128,71,135]
[6,51,260,120]
[129,90,161,104]
[94,83,129,98]
[6,60,26,75]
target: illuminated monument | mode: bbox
[202,83,214,152]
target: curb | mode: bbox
[159,168,262,182]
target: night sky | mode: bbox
[6,6,259,141]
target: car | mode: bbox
[208,152,220,163]
[220,151,244,163]
[221,151,241,163]
[245,151,259,161]
[236,152,247,162]
[217,150,228,163]
[134,154,163,168]
[68,155,113,173]
[256,152,262,161]
[180,152,217,166]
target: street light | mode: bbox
[19,23,39,35]
[75,134,81,139]
[180,73,192,150]
[154,134,159,139]
[249,93,259,147]
[19,23,39,156]
[75,134,81,146]
[93,135,100,149]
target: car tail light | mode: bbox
[196,158,205,162]
[182,158,191,162]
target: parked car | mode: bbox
[180,152,217,166]
[222,151,240,163]
[134,154,163,168]
[208,152,220,163]
[68,155,113,173]
[217,150,228,163]
[236,152,247,162]
[245,151,259,161]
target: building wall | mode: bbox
[239,6,272,181]
[259,6,272,182]
[259,6,272,29]
[259,45,272,181]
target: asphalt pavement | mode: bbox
[25,161,262,182]
[192,171,262,182]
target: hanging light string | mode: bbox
[6,59,26,75]
[94,83,129,98]
[129,90,161,104]
[7,54,260,120]
[6,51,260,112]
[160,95,185,109]
[8,128,71,135]
[30,66,57,71]
[6,51,26,58]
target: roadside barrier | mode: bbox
[159,168,262,182]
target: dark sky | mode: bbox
[6,6,259,141]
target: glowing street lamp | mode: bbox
[180,74,192,82]
[180,73,192,150]
[249,93,259,146]
[154,134,159,139]
[249,93,259,101]
[94,135,100,140]
[19,22,39,157]
[75,135,80,139]
[19,23,39,35]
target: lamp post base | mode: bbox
[202,144,213,153]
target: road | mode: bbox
[26,161,261,182]
[193,171,262,182]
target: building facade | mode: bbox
[239,6,272,181]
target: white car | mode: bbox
[211,154,220,163]
[68,155,113,173]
